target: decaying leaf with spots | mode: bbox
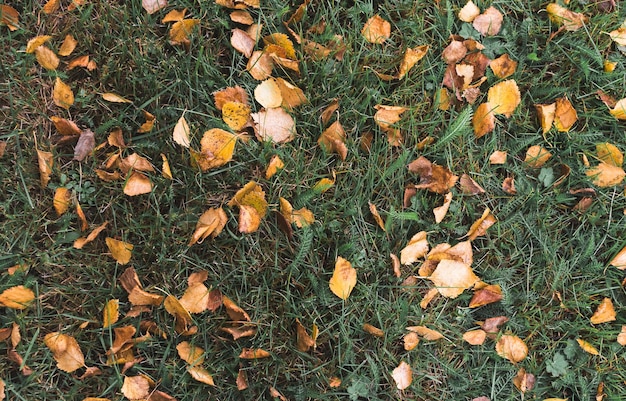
[192,128,238,171]
[546,3,587,32]
[329,256,357,300]
[469,283,503,308]
[44,332,86,372]
[53,77,74,109]
[228,181,267,233]
[189,207,228,245]
[408,156,459,194]
[554,97,577,132]
[279,197,314,228]
[73,129,95,162]
[222,101,252,131]
[490,54,517,79]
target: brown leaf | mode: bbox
[138,110,156,133]
[53,77,74,109]
[610,245,626,270]
[176,341,205,366]
[51,116,81,136]
[105,237,133,264]
[37,149,54,188]
[495,335,528,363]
[391,361,412,390]
[460,174,485,195]
[466,208,496,240]
[296,319,316,351]
[0,286,35,310]
[228,181,267,233]
[469,284,503,307]
[239,348,271,359]
[408,156,459,194]
[368,202,386,231]
[489,150,507,164]
[361,14,390,44]
[590,297,616,324]
[442,40,467,64]
[480,316,509,334]
[179,282,213,314]
[230,10,253,24]
[320,98,339,126]
[329,256,357,300]
[390,253,401,277]
[124,172,153,196]
[220,325,257,340]
[73,129,95,161]
[222,295,251,322]
[318,121,347,160]
[617,326,626,346]
[247,50,274,80]
[189,208,228,245]
[44,332,86,372]
[473,7,503,36]
[188,366,215,386]
[237,368,249,390]
[362,323,384,338]
[403,332,420,350]
[513,368,536,393]
[0,5,20,31]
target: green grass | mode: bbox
[1,0,626,399]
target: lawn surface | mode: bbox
[1,0,626,400]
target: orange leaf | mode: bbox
[169,19,200,46]
[408,156,459,194]
[164,295,195,335]
[403,332,420,350]
[513,368,536,393]
[265,155,284,179]
[406,326,444,340]
[368,202,386,231]
[535,103,556,134]
[617,326,626,346]
[37,149,53,188]
[466,207,496,240]
[0,4,20,31]
[123,172,153,196]
[189,207,228,245]
[214,86,249,111]
[429,260,480,298]
[179,282,212,314]
[53,187,71,216]
[496,335,528,363]
[590,297,616,324]
[329,256,357,300]
[247,50,274,80]
[361,14,390,44]
[102,92,132,103]
[586,163,625,187]
[458,0,480,22]
[610,245,626,270]
[296,319,316,351]
[73,221,108,249]
[318,120,347,160]
[162,8,185,22]
[176,341,205,366]
[473,102,496,139]
[187,366,215,386]
[489,150,507,164]
[35,46,59,70]
[469,284,503,308]
[58,34,77,56]
[239,348,271,359]
[554,97,577,132]
[121,375,150,400]
[275,78,307,110]
[363,323,384,338]
[44,332,86,372]
[228,181,267,233]
[463,329,487,345]
[50,116,81,136]
[391,361,412,390]
[263,33,296,59]
[397,45,429,79]
[26,35,52,53]
[53,77,74,109]
[105,237,133,265]
[0,286,35,310]
[525,145,552,168]
[489,54,517,79]
[222,295,251,322]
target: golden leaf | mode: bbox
[279,197,314,228]
[406,326,444,340]
[119,267,164,306]
[164,295,195,335]
[397,45,428,79]
[329,256,357,300]
[222,295,251,322]
[251,108,296,144]
[489,54,517,79]
[535,103,556,134]
[176,341,205,366]
[138,110,156,133]
[554,97,577,132]
[102,299,119,328]
[51,116,81,136]
[188,366,215,386]
[53,77,74,109]
[546,3,587,31]
[590,297,616,324]
[121,375,150,400]
[403,332,420,350]
[275,78,307,110]
[496,334,528,363]
[361,14,390,44]
[466,207,496,240]
[222,101,252,131]
[35,46,59,70]
[487,79,520,118]
[263,33,296,59]
[162,8,185,22]
[44,332,86,372]
[463,329,487,345]
[400,231,429,265]
[169,19,200,46]
[123,172,153,196]
[0,5,19,31]
[179,282,213,313]
[161,153,172,179]
[363,323,384,338]
[37,149,53,188]
[473,102,496,139]
[194,128,237,171]
[525,145,552,168]
[458,0,480,22]
[53,187,71,216]
[105,237,133,265]
[368,202,386,231]
[429,260,480,298]
[73,221,108,249]
[26,35,52,53]
[318,120,347,160]
[172,115,191,148]
[101,92,132,103]
[596,142,623,167]
[489,150,507,164]
[189,208,227,245]
[473,7,503,36]
[586,163,625,187]
[576,338,599,355]
[391,361,412,390]
[58,34,77,56]
[0,286,35,309]
[239,348,271,359]
[265,155,284,179]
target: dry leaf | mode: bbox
[296,319,316,351]
[403,332,420,350]
[73,221,108,249]
[617,326,626,346]
[138,110,156,133]
[275,78,307,110]
[604,59,617,73]
[34,46,59,70]
[44,332,86,372]
[74,129,95,162]
[590,297,616,324]
[463,329,487,345]
[466,208,496,240]
[586,163,625,187]
[546,3,587,31]
[489,150,507,164]
[496,335,528,363]
[237,368,249,390]
[577,338,600,355]
[406,326,444,340]
[473,102,496,138]
[397,45,428,79]
[433,192,453,224]
[189,208,227,245]
[214,86,249,110]
[363,323,384,338]
[228,181,267,233]
[391,362,413,391]
[254,79,283,108]
[361,15,391,44]
[164,295,195,335]
[263,33,296,59]
[429,260,480,298]
[391,253,401,277]
[179,282,213,314]
[124,172,153,196]
[161,153,172,179]
[239,348,271,359]
[554,97,577,132]
[513,368,536,393]
[222,101,252,131]
[368,202,386,231]
[53,187,71,216]
[162,8,186,22]
[173,115,191,148]
[265,155,284,179]
[487,80,520,118]
[535,103,556,134]
[279,198,314,228]
[490,54,517,78]
[105,237,133,265]
[26,36,52,53]
[596,142,623,167]
[231,10,253,24]
[231,28,255,57]
[469,284,503,307]
[374,104,407,146]
[247,50,274,80]
[222,295,251,322]
[473,7,503,36]
[318,120,347,160]
[121,375,150,400]
[329,256,357,300]
[53,77,74,109]
[76,202,88,231]
[459,0,480,22]
[119,267,164,306]
[400,231,429,265]
[193,128,237,171]
[320,99,339,126]
[142,0,168,14]
[610,245,626,269]
[609,27,626,46]
[0,5,20,30]
[480,316,509,335]
[460,174,485,195]
[50,116,81,136]
[408,156,459,194]
[102,93,132,103]
[37,149,53,188]
[525,145,552,168]
[177,341,205,366]
[251,108,296,144]
[103,299,119,328]
[187,366,215,386]
[107,128,126,149]
[0,286,35,310]
[169,19,200,46]
[58,34,77,56]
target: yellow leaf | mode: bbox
[35,46,59,70]
[102,299,119,328]
[164,295,195,335]
[496,334,528,363]
[123,172,153,196]
[222,101,251,131]
[279,197,314,228]
[391,361,412,390]
[554,97,577,132]
[105,237,133,265]
[596,142,623,167]
[51,116,81,136]
[400,231,429,265]
[463,329,487,345]
[26,35,52,53]
[162,8,186,22]
[138,110,156,133]
[53,77,74,109]
[576,338,600,355]
[429,260,480,298]
[406,326,444,340]
[312,177,335,193]
[161,153,172,179]
[473,102,495,139]
[361,14,390,44]
[265,155,284,179]
[368,202,386,231]
[187,366,215,385]
[58,34,77,56]
[239,348,271,359]
[535,103,556,134]
[329,256,357,300]
[101,92,132,103]
[489,54,517,79]
[525,145,552,168]
[263,33,296,59]
[318,120,347,160]
[189,207,228,245]
[487,79,520,118]
[466,207,497,240]
[0,286,35,309]
[53,187,71,216]
[397,45,428,79]
[44,332,86,372]
[172,115,191,148]
[546,3,587,31]
[121,375,150,400]
[590,297,616,324]
[586,162,626,187]
[458,0,480,22]
[195,128,237,171]
[251,108,296,144]
[176,341,205,366]
[275,78,307,110]
[169,19,200,46]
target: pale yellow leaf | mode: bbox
[173,115,191,148]
[496,334,528,363]
[44,332,86,373]
[391,361,412,390]
[329,256,357,300]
